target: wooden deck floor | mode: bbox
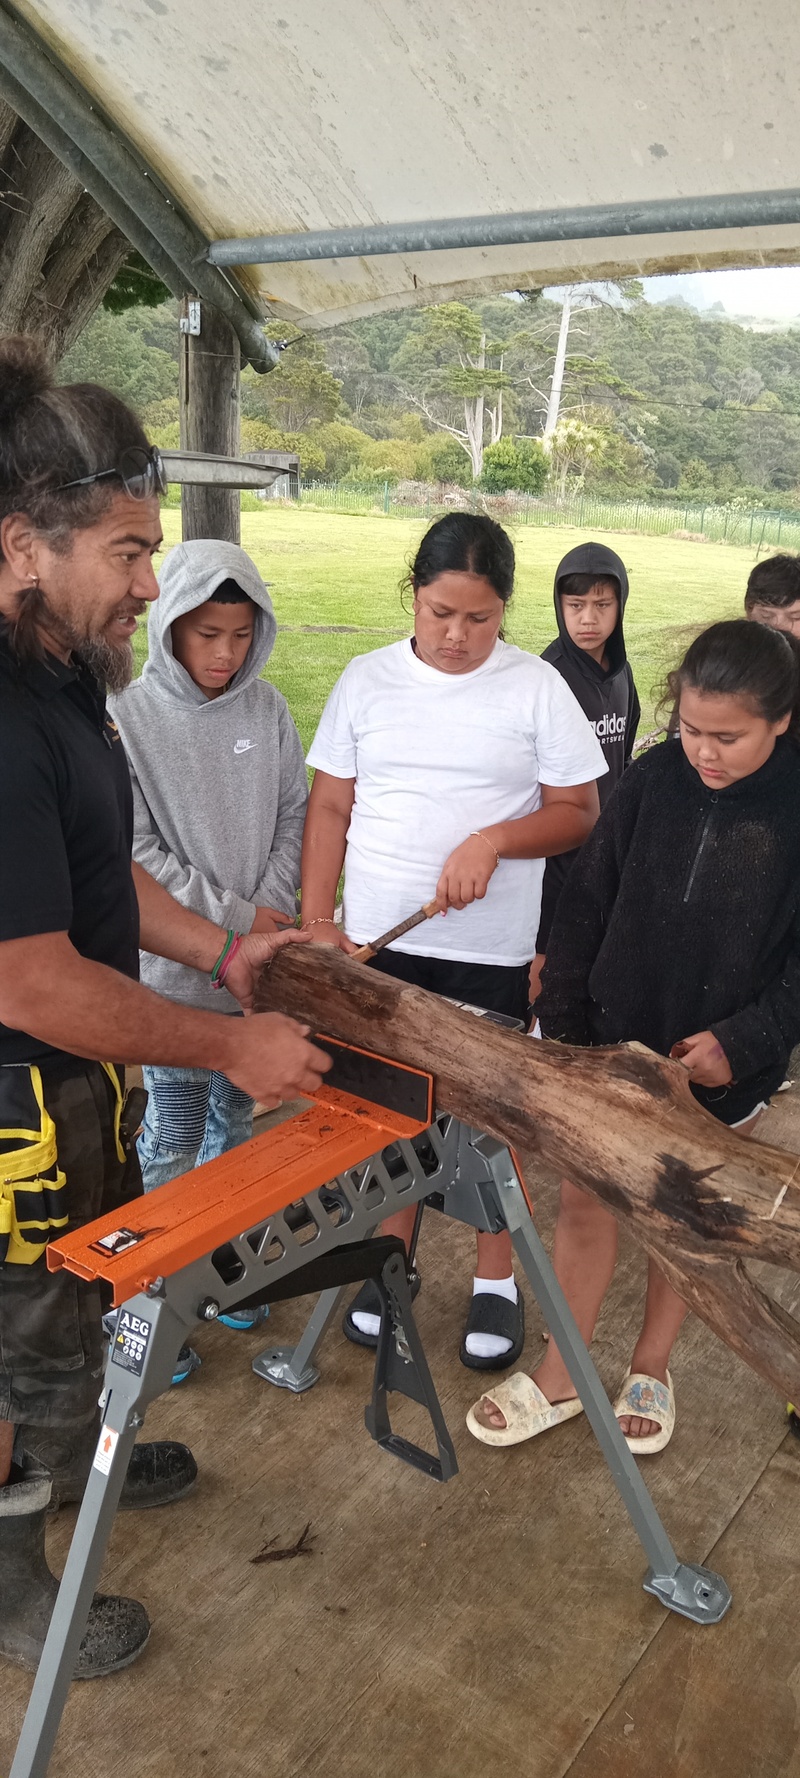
[4,1083,800,1778]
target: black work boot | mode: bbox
[0,1459,150,1677]
[21,1419,198,1512]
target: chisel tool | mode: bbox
[350,898,441,963]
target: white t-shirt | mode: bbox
[306,638,607,965]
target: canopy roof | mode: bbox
[4,0,800,354]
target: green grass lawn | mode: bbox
[136,507,758,750]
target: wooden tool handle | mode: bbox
[350,898,440,963]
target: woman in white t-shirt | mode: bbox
[302,513,606,1369]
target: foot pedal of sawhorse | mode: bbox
[366,1248,456,1480]
[240,1234,456,1481]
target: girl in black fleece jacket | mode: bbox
[468,620,800,1454]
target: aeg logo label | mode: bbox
[119,1311,150,1337]
[111,1309,152,1377]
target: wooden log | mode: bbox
[24,220,130,360]
[0,126,81,333]
[0,109,131,358]
[179,297,241,544]
[644,1238,800,1401]
[257,945,800,1401]
[0,98,18,166]
[33,193,114,312]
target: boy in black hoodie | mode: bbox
[532,542,640,995]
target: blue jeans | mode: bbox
[138,1065,254,1192]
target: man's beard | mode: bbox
[78,635,135,693]
[39,591,136,692]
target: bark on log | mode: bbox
[644,1238,800,1402]
[0,99,18,166]
[257,945,800,1402]
[26,224,130,359]
[0,126,80,332]
[0,109,131,358]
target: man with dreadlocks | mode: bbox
[0,335,329,1677]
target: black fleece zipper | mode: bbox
[683,797,718,903]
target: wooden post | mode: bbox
[179,296,241,544]
[257,944,800,1404]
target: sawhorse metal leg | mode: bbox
[483,1139,731,1626]
[11,1222,449,1778]
[10,1298,187,1778]
[252,1284,345,1392]
[266,1119,732,1626]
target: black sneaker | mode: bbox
[118,1441,198,1510]
[21,1425,198,1512]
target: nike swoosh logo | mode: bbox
[233,739,256,754]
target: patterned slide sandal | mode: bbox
[613,1370,675,1454]
[466,1371,584,1447]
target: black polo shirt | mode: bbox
[0,630,139,1069]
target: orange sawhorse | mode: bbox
[10,1037,730,1778]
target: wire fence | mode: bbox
[296,480,800,551]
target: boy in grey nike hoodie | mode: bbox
[112,539,307,1207]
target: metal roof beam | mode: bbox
[206,188,800,267]
[0,2,279,372]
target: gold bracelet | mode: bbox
[302,916,338,930]
[471,830,501,867]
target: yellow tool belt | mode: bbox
[0,1062,125,1266]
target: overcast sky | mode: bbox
[631,267,800,321]
[644,267,800,320]
[543,266,800,323]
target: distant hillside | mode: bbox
[61,289,800,505]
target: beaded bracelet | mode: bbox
[302,916,338,930]
[210,928,240,988]
[215,933,242,987]
[470,829,501,867]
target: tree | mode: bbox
[736,413,800,492]
[654,451,682,489]
[541,280,644,443]
[481,437,548,494]
[307,421,376,482]
[581,406,655,495]
[102,251,171,315]
[679,458,713,493]
[323,327,382,422]
[542,288,574,442]
[342,436,423,484]
[60,306,178,412]
[420,433,474,487]
[241,329,342,432]
[392,303,511,478]
[0,107,132,359]
[547,406,652,499]
[548,416,606,498]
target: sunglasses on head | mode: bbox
[56,445,168,501]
